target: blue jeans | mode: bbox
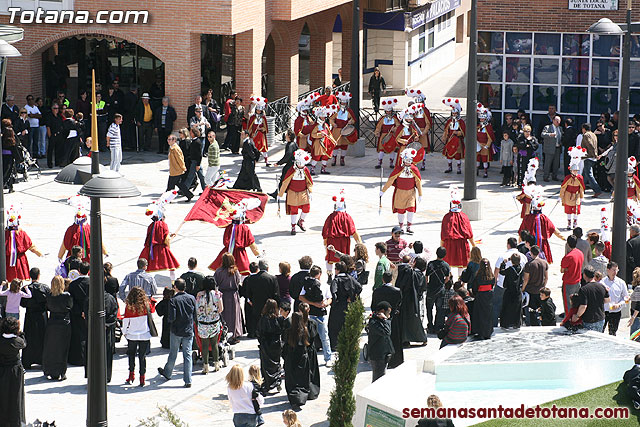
[38,125,47,156]
[310,314,332,362]
[233,413,262,427]
[583,159,602,194]
[28,127,39,154]
[164,332,193,384]
[631,317,640,336]
[6,312,19,319]
[492,285,505,327]
[583,319,605,332]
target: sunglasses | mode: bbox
[52,107,59,110]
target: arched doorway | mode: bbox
[42,35,164,107]
[262,35,275,100]
[298,24,311,95]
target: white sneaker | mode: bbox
[326,356,336,367]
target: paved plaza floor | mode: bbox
[11,140,629,426]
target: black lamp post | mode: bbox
[351,0,360,130]
[588,4,637,278]
[0,36,22,282]
[79,70,140,427]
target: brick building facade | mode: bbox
[477,0,640,130]
[0,0,359,126]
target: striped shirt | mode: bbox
[119,269,157,300]
[107,123,121,147]
[208,140,220,167]
[385,237,408,264]
[443,313,469,344]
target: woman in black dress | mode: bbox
[283,311,311,409]
[257,299,284,393]
[103,262,119,300]
[20,268,51,369]
[299,303,320,400]
[499,253,524,329]
[232,130,262,192]
[43,275,73,380]
[0,317,26,427]
[470,258,495,340]
[328,261,362,351]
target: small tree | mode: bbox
[327,298,365,427]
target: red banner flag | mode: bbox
[184,188,269,228]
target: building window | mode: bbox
[591,87,618,114]
[561,86,588,113]
[428,21,435,50]
[533,86,558,111]
[419,24,426,55]
[479,32,504,54]
[563,34,590,56]
[592,35,621,57]
[533,58,559,84]
[534,33,560,55]
[456,15,465,43]
[505,33,532,54]
[505,85,530,110]
[505,57,531,83]
[477,55,503,82]
[591,59,619,86]
[478,83,502,110]
[562,58,589,85]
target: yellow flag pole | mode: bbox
[90,69,99,174]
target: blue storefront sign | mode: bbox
[404,0,461,31]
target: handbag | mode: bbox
[147,309,158,337]
[437,325,449,340]
[362,342,369,361]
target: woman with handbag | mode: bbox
[122,286,154,387]
[439,295,470,348]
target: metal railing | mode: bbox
[334,81,351,93]
[298,86,324,102]
[265,96,294,136]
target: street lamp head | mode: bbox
[0,39,20,57]
[79,170,141,198]
[588,18,624,35]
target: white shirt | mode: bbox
[228,382,263,414]
[495,248,527,288]
[576,133,583,147]
[603,276,628,313]
[24,104,40,128]
[107,123,121,147]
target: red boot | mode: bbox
[139,375,145,387]
[125,371,135,385]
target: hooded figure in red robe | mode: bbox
[322,189,362,278]
[5,204,42,281]
[518,189,566,263]
[209,198,262,275]
[58,195,108,263]
[440,186,475,269]
[139,191,180,278]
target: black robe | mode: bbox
[283,328,312,407]
[155,298,171,349]
[0,334,26,427]
[233,138,262,191]
[68,276,89,366]
[371,284,404,369]
[471,278,495,339]
[20,281,51,368]
[328,274,362,351]
[257,315,284,393]
[499,264,523,329]
[43,292,73,378]
[397,264,428,344]
[306,319,320,400]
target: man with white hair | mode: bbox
[154,96,176,154]
[1,94,19,125]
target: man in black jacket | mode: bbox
[122,85,139,150]
[368,301,394,382]
[180,257,204,297]
[562,118,578,176]
[245,260,280,337]
[154,96,177,154]
[21,267,51,369]
[181,128,206,193]
[158,278,197,387]
[46,103,64,168]
[371,271,403,369]
[68,262,90,366]
[290,255,312,312]
[1,95,19,125]
[627,224,640,283]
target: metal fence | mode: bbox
[265,96,295,136]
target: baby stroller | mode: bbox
[14,141,41,182]
[193,318,235,367]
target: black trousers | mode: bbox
[502,165,514,185]
[371,91,381,112]
[604,311,622,335]
[527,293,542,326]
[140,121,154,150]
[127,339,150,375]
[167,174,192,199]
[97,118,108,151]
[370,359,388,382]
[47,134,64,167]
[224,124,241,153]
[157,128,171,153]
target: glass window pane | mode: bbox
[631,89,640,114]
[428,32,434,50]
[505,32,532,54]
[478,83,502,110]
[592,35,620,57]
[478,31,504,54]
[563,34,590,56]
[478,55,502,82]
[632,60,640,87]
[533,86,558,111]
[561,87,588,114]
[591,88,618,114]
[591,59,619,86]
[533,58,559,84]
[505,57,530,83]
[505,85,530,110]
[534,33,560,55]
[562,58,589,85]
[632,36,640,58]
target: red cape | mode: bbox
[63,223,91,262]
[323,211,357,263]
[139,220,180,272]
[209,222,255,275]
[519,213,556,263]
[441,212,473,268]
[5,229,32,281]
